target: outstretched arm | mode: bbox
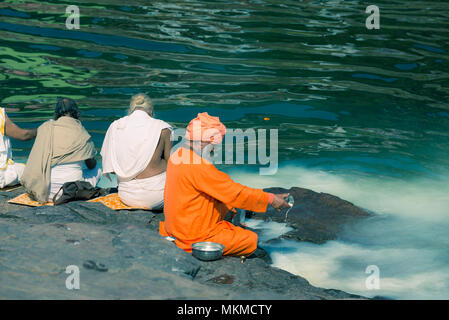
[191,162,271,213]
[191,162,290,212]
[5,114,37,141]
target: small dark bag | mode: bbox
[53,181,108,205]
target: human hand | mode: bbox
[271,193,291,212]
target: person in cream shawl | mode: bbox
[101,93,172,210]
[21,98,101,203]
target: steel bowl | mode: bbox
[192,242,225,261]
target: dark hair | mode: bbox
[54,97,80,120]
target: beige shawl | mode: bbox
[21,116,96,202]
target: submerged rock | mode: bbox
[0,186,366,299]
[247,187,371,244]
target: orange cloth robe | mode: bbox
[159,147,270,256]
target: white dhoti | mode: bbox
[0,162,25,189]
[118,171,166,210]
[48,160,102,201]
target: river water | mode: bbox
[1,0,448,299]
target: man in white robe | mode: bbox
[101,94,172,210]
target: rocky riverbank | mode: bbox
[0,186,370,299]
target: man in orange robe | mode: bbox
[159,112,289,257]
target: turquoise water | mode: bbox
[1,0,448,299]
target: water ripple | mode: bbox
[0,0,448,172]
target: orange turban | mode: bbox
[185,112,226,144]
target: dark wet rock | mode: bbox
[248,246,272,264]
[0,186,367,299]
[246,187,372,244]
[194,256,364,300]
[206,274,235,285]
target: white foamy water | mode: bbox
[229,166,449,299]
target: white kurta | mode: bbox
[0,108,25,188]
[101,110,171,209]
